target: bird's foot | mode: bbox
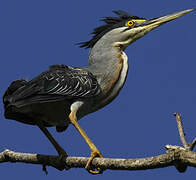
[41,150,69,173]
[57,149,70,171]
[85,149,103,174]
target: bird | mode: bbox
[3,9,194,174]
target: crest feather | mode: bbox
[78,10,144,49]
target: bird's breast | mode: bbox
[93,50,129,110]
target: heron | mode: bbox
[3,9,194,174]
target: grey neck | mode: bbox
[87,40,123,94]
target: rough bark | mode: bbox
[0,113,195,174]
[0,145,196,173]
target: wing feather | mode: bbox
[5,65,101,106]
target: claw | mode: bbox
[85,151,103,174]
[88,167,103,174]
[42,164,48,175]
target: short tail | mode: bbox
[3,79,53,127]
[3,79,37,125]
[3,79,28,108]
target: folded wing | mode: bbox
[3,65,101,107]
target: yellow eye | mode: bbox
[126,20,134,27]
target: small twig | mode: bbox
[190,138,196,151]
[174,113,189,149]
[165,145,185,151]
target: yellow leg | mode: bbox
[37,122,69,170]
[69,111,103,174]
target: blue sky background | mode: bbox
[0,0,196,179]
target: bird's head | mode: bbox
[79,9,194,50]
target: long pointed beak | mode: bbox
[120,9,195,48]
[140,9,195,30]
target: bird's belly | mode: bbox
[31,100,71,127]
[5,100,72,128]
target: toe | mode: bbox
[58,152,70,170]
[85,151,104,174]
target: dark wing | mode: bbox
[4,65,101,107]
[43,65,100,97]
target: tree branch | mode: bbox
[0,113,195,174]
[0,146,196,172]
